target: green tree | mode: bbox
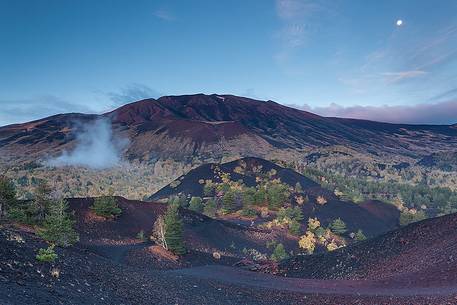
[267,183,290,210]
[330,218,347,235]
[354,229,367,241]
[31,181,52,223]
[288,220,301,236]
[203,198,217,217]
[203,181,214,196]
[36,245,58,262]
[254,188,267,205]
[164,203,186,255]
[38,199,79,247]
[222,191,236,212]
[270,243,289,261]
[189,197,204,213]
[91,196,122,218]
[0,175,16,219]
[242,187,256,207]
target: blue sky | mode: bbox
[1,0,457,125]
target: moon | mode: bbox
[396,19,403,26]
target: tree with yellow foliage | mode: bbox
[298,231,316,254]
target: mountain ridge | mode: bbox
[1,94,456,165]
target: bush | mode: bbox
[91,196,122,218]
[38,199,79,247]
[270,243,289,261]
[36,245,58,262]
[399,210,426,226]
[189,197,204,213]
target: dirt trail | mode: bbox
[172,265,457,297]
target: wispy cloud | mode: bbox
[274,0,331,64]
[429,87,457,102]
[381,70,427,84]
[0,95,92,127]
[153,9,176,21]
[108,83,161,106]
[288,99,457,125]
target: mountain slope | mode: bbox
[1,94,456,164]
[279,212,457,285]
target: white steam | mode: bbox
[48,118,127,169]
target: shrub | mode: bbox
[270,243,289,261]
[330,218,347,235]
[36,245,58,262]
[91,196,122,218]
[38,199,79,247]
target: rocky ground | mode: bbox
[2,215,457,305]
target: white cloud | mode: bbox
[288,99,457,124]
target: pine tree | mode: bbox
[203,198,217,217]
[330,218,347,235]
[91,195,122,218]
[270,243,289,261]
[354,229,367,241]
[222,191,236,212]
[32,181,52,223]
[0,175,16,219]
[189,197,203,213]
[38,199,79,247]
[164,203,186,255]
